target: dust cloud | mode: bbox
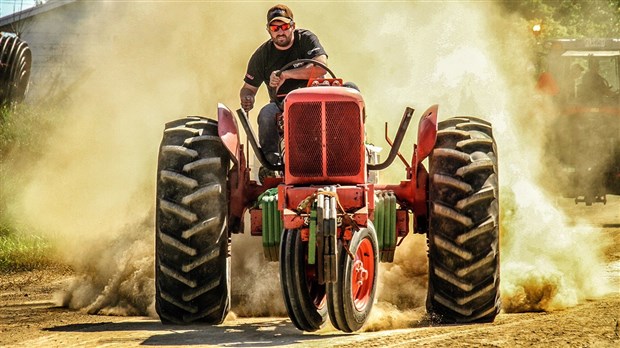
[7,2,278,317]
[2,0,614,328]
[332,1,613,329]
[230,231,286,317]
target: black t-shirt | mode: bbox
[244,29,327,99]
[582,71,609,95]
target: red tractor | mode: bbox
[154,60,500,332]
[537,38,620,205]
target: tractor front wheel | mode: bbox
[327,223,379,332]
[280,229,328,331]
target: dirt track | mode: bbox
[0,196,619,347]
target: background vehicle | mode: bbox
[154,60,501,332]
[0,32,31,106]
[538,38,620,205]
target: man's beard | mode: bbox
[273,35,291,48]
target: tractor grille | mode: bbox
[326,102,362,176]
[289,102,323,177]
[288,101,362,178]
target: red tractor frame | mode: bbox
[154,60,501,332]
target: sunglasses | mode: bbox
[268,23,292,32]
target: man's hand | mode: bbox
[269,70,285,89]
[240,84,257,112]
[241,95,254,112]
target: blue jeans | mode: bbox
[258,102,281,166]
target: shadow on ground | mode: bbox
[45,318,351,347]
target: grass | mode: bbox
[0,232,56,272]
[0,104,61,272]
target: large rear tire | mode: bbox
[426,117,500,323]
[280,229,328,331]
[327,223,379,332]
[155,117,231,324]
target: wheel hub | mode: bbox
[351,238,375,311]
[353,260,369,286]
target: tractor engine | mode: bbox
[284,87,366,185]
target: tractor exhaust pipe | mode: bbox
[236,108,284,172]
[367,107,414,171]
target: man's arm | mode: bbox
[269,55,328,88]
[240,83,259,112]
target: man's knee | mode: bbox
[258,103,280,124]
[257,103,281,157]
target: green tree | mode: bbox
[500,0,620,39]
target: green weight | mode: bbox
[275,195,282,261]
[387,192,396,262]
[308,202,317,264]
[375,192,384,250]
[268,196,276,261]
[262,195,270,260]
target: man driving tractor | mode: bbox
[239,4,328,178]
[581,57,616,100]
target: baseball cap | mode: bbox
[267,4,294,24]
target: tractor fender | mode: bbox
[415,104,438,164]
[377,105,436,217]
[217,103,241,165]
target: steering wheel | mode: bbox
[270,59,337,108]
[278,59,336,79]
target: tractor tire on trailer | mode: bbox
[327,222,379,332]
[426,116,500,323]
[280,229,328,331]
[0,33,31,105]
[155,116,231,324]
